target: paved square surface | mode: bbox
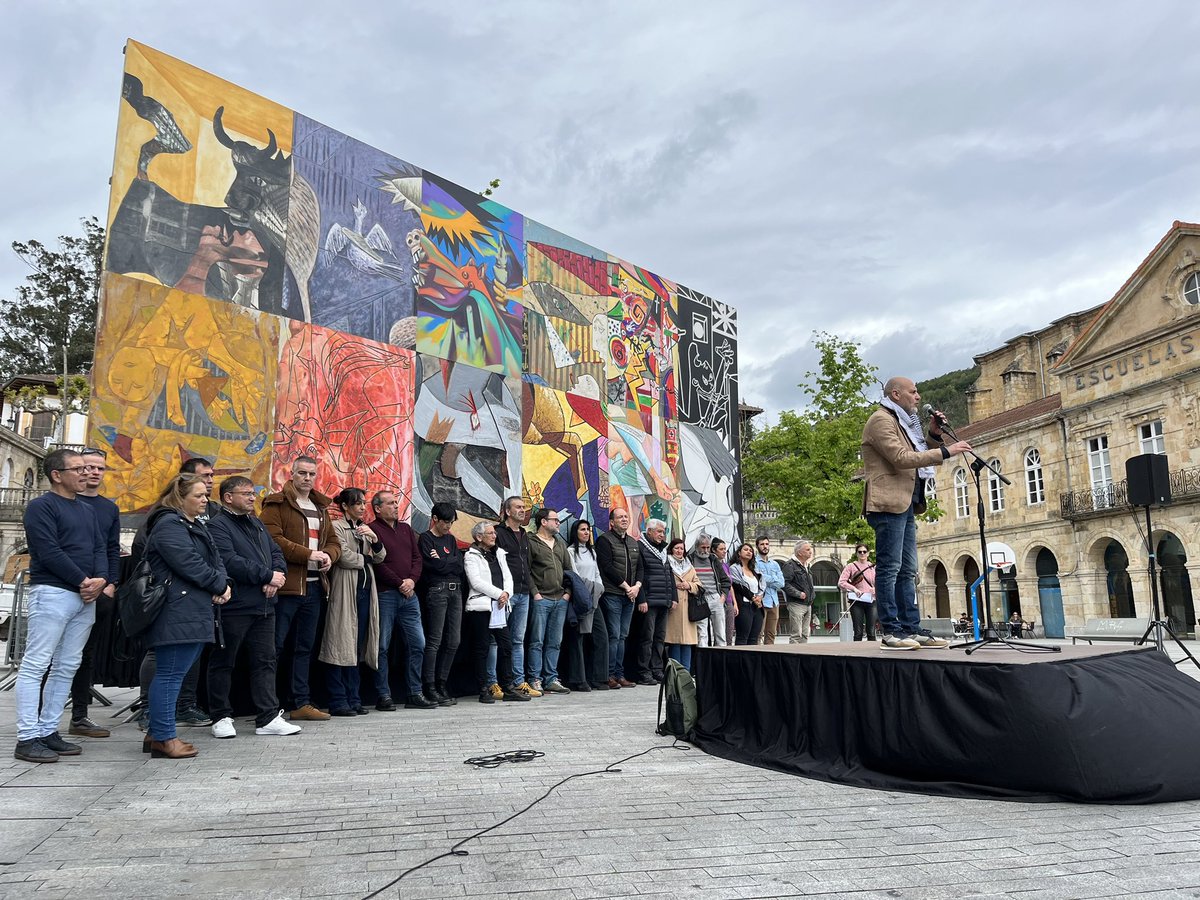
[2,638,1198,899]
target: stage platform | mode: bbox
[690,641,1200,804]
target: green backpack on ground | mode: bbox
[656,659,698,738]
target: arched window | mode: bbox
[1024,448,1045,505]
[1185,272,1200,306]
[954,468,969,518]
[925,475,937,501]
[988,458,1005,512]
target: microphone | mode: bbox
[923,404,949,427]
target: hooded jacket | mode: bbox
[144,506,228,648]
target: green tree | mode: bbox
[743,333,879,545]
[918,365,979,426]
[0,216,104,383]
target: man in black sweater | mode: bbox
[67,448,122,739]
[207,476,300,738]
[595,508,644,689]
[417,502,464,701]
[493,496,536,697]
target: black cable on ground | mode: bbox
[360,738,690,899]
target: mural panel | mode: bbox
[291,116,423,348]
[272,323,415,516]
[88,273,279,513]
[411,354,523,541]
[414,173,525,376]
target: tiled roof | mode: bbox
[958,393,1062,441]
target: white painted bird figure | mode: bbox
[322,198,406,280]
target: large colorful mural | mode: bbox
[92,40,740,543]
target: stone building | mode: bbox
[918,221,1200,638]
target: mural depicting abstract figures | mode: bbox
[93,41,740,545]
[675,287,742,541]
[272,323,415,516]
[89,273,279,513]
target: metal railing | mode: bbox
[1059,464,1200,519]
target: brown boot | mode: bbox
[150,738,198,759]
[144,737,195,754]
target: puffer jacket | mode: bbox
[144,507,228,648]
[464,545,513,613]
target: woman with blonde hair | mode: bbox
[143,473,229,759]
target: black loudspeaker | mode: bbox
[1126,453,1171,506]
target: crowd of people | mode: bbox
[12,448,827,764]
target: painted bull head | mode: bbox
[212,106,289,249]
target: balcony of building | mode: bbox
[1059,464,1200,520]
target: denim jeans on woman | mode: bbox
[149,642,204,741]
[15,585,96,741]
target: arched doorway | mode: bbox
[1104,541,1136,618]
[1157,533,1195,638]
[1035,548,1065,638]
[811,561,841,634]
[933,562,950,618]
[962,557,980,619]
[996,570,1020,625]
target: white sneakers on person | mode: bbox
[880,634,920,651]
[211,717,237,739]
[255,712,302,736]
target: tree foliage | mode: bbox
[918,365,979,426]
[0,217,104,383]
[742,333,878,545]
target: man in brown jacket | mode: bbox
[861,377,969,651]
[260,456,341,719]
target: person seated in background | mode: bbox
[1008,611,1022,638]
[956,612,970,633]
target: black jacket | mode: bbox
[595,529,644,596]
[495,524,531,594]
[782,558,814,604]
[144,508,228,648]
[638,539,674,609]
[208,508,287,616]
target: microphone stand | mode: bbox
[932,413,1059,655]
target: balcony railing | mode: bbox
[0,487,44,518]
[1059,464,1200,519]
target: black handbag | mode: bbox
[687,591,711,622]
[117,556,171,638]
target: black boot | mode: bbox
[434,682,457,706]
[405,692,438,709]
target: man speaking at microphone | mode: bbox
[861,377,971,650]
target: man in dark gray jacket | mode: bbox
[595,508,644,688]
[635,519,674,684]
[207,476,300,738]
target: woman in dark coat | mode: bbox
[144,473,230,758]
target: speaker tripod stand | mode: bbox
[1134,502,1200,673]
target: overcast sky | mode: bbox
[4,1,1199,421]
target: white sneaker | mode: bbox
[880,634,920,651]
[211,717,237,739]
[255,713,302,736]
[910,633,950,649]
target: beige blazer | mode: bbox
[861,407,947,515]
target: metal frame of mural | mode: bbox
[91,40,741,543]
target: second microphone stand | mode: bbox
[933,414,1060,655]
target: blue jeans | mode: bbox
[15,585,96,741]
[327,584,371,711]
[601,592,634,680]
[867,507,921,636]
[149,642,204,741]
[376,589,425,697]
[489,591,529,685]
[667,644,693,669]
[527,596,568,684]
[275,580,323,707]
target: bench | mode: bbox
[1068,618,1149,644]
[925,617,959,640]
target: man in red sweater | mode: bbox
[368,491,436,710]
